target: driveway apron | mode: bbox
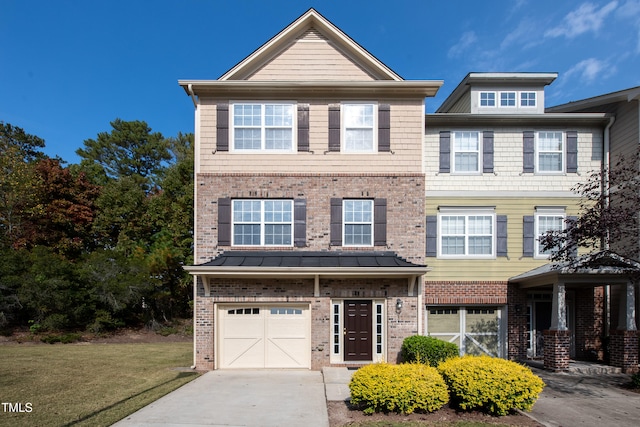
[113,370,329,427]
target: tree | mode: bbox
[540,154,640,262]
[76,119,171,188]
[0,122,45,162]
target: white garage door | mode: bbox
[218,305,310,369]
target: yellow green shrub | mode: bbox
[349,362,449,415]
[437,355,545,416]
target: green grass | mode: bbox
[345,423,516,427]
[0,342,198,426]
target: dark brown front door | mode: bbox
[344,300,372,361]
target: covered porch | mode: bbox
[509,251,639,373]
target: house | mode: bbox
[180,8,442,370]
[423,72,621,370]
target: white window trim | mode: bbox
[499,91,516,108]
[437,207,496,259]
[534,207,566,259]
[535,131,565,174]
[341,102,378,153]
[330,299,386,364]
[451,131,482,175]
[229,101,297,153]
[231,199,294,247]
[479,91,496,107]
[342,199,374,247]
[520,91,537,108]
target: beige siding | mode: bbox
[425,196,583,281]
[198,99,424,174]
[424,126,603,194]
[247,37,375,81]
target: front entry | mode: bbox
[344,300,372,361]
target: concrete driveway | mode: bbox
[112,370,328,427]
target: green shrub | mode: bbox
[401,335,459,366]
[42,313,69,332]
[349,362,449,415]
[87,310,124,333]
[631,371,640,388]
[40,333,82,344]
[438,355,545,416]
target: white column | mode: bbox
[618,281,637,331]
[550,282,568,331]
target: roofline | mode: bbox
[184,266,431,278]
[547,86,640,112]
[218,8,404,81]
[424,112,610,126]
[436,72,558,113]
[179,80,443,98]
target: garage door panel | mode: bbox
[223,338,264,368]
[266,338,308,368]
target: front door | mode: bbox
[344,300,372,361]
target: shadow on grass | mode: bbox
[62,371,198,426]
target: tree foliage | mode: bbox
[540,154,640,262]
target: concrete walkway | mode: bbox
[113,370,329,427]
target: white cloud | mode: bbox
[447,31,477,58]
[564,58,616,84]
[616,1,640,53]
[545,1,618,38]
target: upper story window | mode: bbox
[343,199,374,246]
[452,131,481,173]
[536,131,564,173]
[479,92,496,107]
[500,92,516,107]
[232,199,293,246]
[232,103,295,151]
[521,92,536,107]
[342,103,376,152]
[438,208,495,258]
[535,208,565,258]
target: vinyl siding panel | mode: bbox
[199,99,424,174]
[610,101,640,162]
[424,196,582,281]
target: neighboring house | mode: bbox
[423,72,616,369]
[180,9,442,370]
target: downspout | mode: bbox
[188,83,199,370]
[603,115,615,339]
[187,84,198,108]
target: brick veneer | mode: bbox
[609,330,640,373]
[544,330,572,371]
[423,281,508,305]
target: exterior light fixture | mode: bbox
[396,298,403,313]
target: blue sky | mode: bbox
[2,0,639,164]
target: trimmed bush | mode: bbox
[438,355,545,416]
[401,335,459,366]
[349,362,449,415]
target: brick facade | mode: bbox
[544,330,572,371]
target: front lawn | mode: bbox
[0,342,198,426]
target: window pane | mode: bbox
[234,129,261,150]
[538,153,562,171]
[234,104,261,126]
[345,129,373,151]
[455,153,478,172]
[500,92,516,106]
[264,224,292,245]
[468,216,492,234]
[344,224,372,245]
[441,216,465,234]
[344,104,374,152]
[344,104,373,127]
[265,129,292,150]
[264,104,293,126]
[468,236,492,254]
[233,200,261,222]
[344,200,372,222]
[521,92,536,106]
[442,236,465,255]
[234,224,260,245]
[264,200,292,222]
[480,92,495,106]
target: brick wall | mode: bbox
[194,173,425,265]
[424,281,508,305]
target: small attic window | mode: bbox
[479,92,495,107]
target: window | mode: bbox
[342,103,376,152]
[535,208,565,258]
[439,209,495,257]
[452,131,480,173]
[343,200,373,246]
[479,92,495,107]
[536,131,564,173]
[232,200,293,246]
[521,92,536,107]
[232,103,294,151]
[500,92,516,107]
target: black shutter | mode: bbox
[297,104,309,152]
[439,131,451,173]
[328,105,341,152]
[378,104,391,152]
[483,131,494,173]
[566,131,578,173]
[374,198,387,246]
[217,103,229,152]
[523,131,535,173]
[218,198,231,246]
[294,199,307,247]
[426,215,437,257]
[497,215,508,257]
[330,198,342,245]
[523,215,534,257]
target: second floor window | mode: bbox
[232,103,294,151]
[232,199,293,246]
[343,200,374,246]
[479,92,496,107]
[500,92,516,107]
[521,92,536,107]
[343,104,376,152]
[536,131,564,173]
[439,210,494,257]
[536,209,565,258]
[452,131,480,173]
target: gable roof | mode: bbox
[219,8,402,81]
[547,86,640,113]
